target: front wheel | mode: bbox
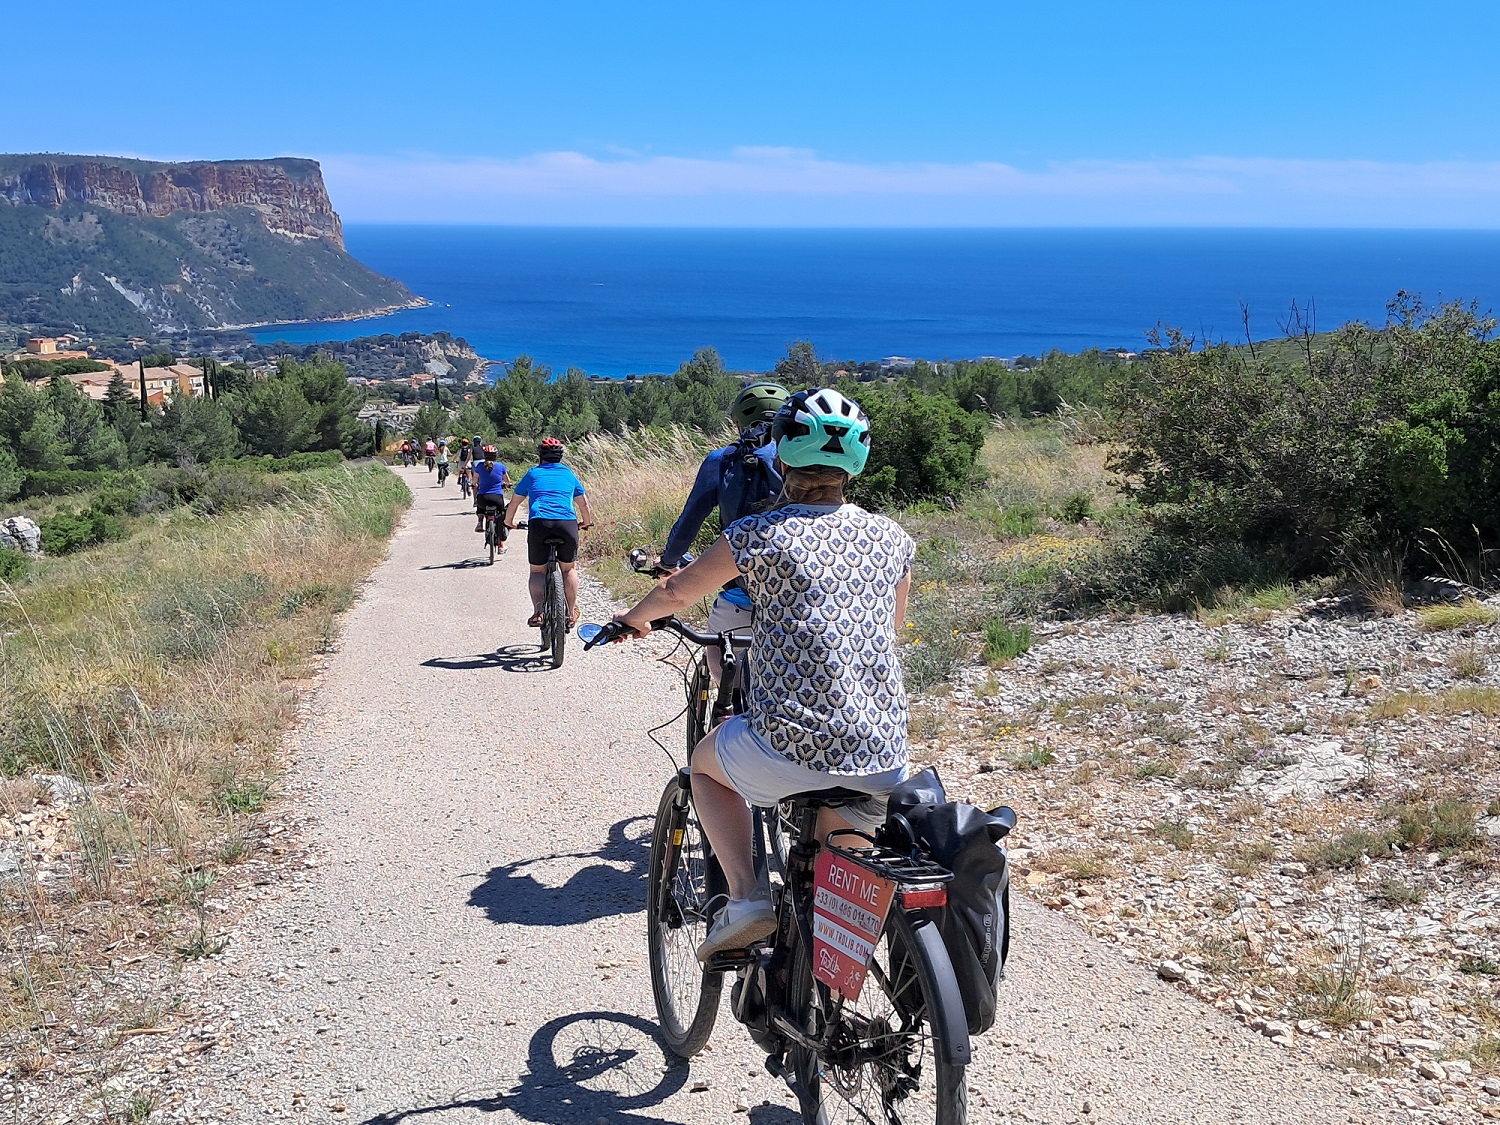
[792,909,967,1125]
[646,778,723,1056]
[546,566,567,667]
[684,651,711,754]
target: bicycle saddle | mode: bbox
[780,787,869,809]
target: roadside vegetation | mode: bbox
[0,463,408,1067]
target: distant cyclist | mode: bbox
[504,438,595,629]
[472,445,511,548]
[399,439,414,466]
[659,382,788,682]
[436,439,451,486]
[424,439,437,471]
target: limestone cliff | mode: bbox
[0,156,345,245]
[0,154,417,336]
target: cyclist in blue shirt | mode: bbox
[659,382,788,681]
[472,446,511,546]
[505,438,595,628]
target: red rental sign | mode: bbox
[811,850,896,1002]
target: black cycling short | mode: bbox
[526,518,579,565]
[476,494,508,539]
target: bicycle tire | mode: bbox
[684,650,712,754]
[792,909,967,1125]
[646,777,723,1056]
[547,565,567,668]
[488,521,498,566]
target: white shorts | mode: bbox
[705,594,753,634]
[713,714,906,835]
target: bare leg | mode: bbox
[527,565,546,615]
[559,562,580,623]
[689,727,758,901]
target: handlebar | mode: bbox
[581,616,724,651]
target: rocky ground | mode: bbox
[1,472,1417,1125]
[924,592,1500,1122]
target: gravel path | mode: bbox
[161,468,1391,1124]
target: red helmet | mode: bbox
[538,437,564,462]
[482,444,498,457]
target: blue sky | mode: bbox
[11,1,1500,225]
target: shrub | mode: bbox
[1108,298,1500,578]
[20,469,114,497]
[0,547,27,580]
[39,509,126,555]
[1058,491,1094,523]
[982,617,1033,666]
[840,381,988,508]
[1392,796,1480,853]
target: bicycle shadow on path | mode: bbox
[418,558,492,571]
[421,646,552,674]
[357,1011,800,1125]
[468,816,651,927]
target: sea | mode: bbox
[250,227,1500,377]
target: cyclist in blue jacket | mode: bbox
[658,382,789,680]
[505,438,595,628]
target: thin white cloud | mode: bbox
[318,150,1500,226]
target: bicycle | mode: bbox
[425,453,436,472]
[459,466,472,499]
[479,499,506,566]
[437,461,450,487]
[582,616,972,1124]
[514,520,581,669]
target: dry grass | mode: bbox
[1417,599,1500,632]
[1369,686,1500,720]
[0,464,408,1062]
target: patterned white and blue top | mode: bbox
[723,503,916,776]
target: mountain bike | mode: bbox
[425,453,436,472]
[437,461,450,486]
[459,467,472,499]
[479,499,506,566]
[582,617,971,1124]
[515,520,582,669]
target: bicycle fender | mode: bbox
[904,911,972,1067]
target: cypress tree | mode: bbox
[137,356,148,422]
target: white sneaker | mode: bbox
[697,895,775,961]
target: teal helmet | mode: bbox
[771,388,871,477]
[730,382,792,429]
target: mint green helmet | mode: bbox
[771,388,871,477]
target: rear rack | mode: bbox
[824,839,951,886]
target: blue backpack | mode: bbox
[719,421,782,525]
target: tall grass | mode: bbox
[565,426,726,605]
[0,464,408,1057]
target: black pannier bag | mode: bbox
[882,767,1015,1035]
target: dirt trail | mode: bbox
[160,467,1390,1124]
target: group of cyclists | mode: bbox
[399,380,912,959]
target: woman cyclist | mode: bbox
[612,389,914,958]
[505,438,595,629]
[472,445,512,546]
[436,439,451,486]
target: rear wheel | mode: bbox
[792,910,967,1125]
[646,777,723,1055]
[547,564,567,668]
[487,520,498,566]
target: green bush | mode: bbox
[0,547,27,580]
[982,617,1033,665]
[39,509,127,555]
[20,469,114,497]
[840,381,989,508]
[1108,298,1500,577]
